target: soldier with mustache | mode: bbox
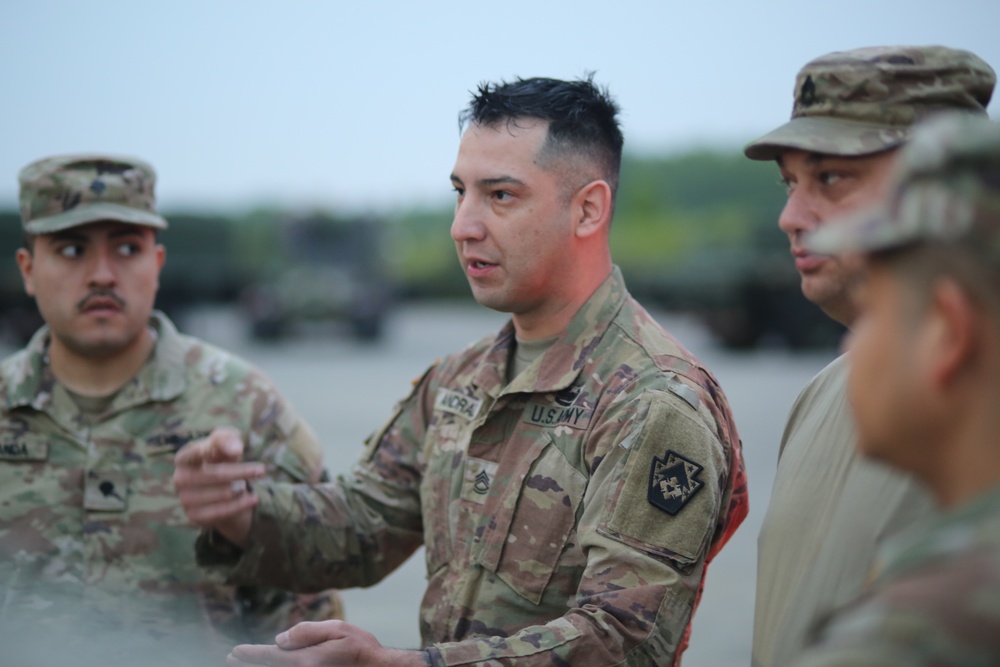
[0,154,343,665]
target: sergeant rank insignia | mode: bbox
[648,450,704,515]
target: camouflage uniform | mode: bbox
[200,267,748,666]
[0,312,344,664]
[744,45,995,161]
[792,113,1000,667]
[791,485,1000,667]
[2,153,343,666]
[744,46,996,667]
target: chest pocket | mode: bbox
[473,433,587,605]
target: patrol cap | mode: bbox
[744,45,995,161]
[18,153,168,234]
[806,114,1000,258]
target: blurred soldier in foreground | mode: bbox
[174,76,748,666]
[790,112,1000,666]
[0,154,342,666]
[743,45,995,667]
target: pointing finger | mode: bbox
[206,427,244,463]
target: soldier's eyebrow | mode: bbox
[107,227,145,240]
[479,176,525,189]
[450,174,527,191]
[45,230,88,245]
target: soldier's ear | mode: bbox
[924,277,978,389]
[574,180,612,239]
[16,248,35,297]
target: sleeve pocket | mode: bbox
[597,389,725,566]
[475,434,587,605]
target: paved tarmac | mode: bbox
[181,301,838,666]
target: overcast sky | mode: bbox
[1,0,997,214]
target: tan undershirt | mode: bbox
[507,334,559,382]
[64,387,119,422]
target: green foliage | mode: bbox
[612,150,787,266]
[383,148,790,294]
[0,148,791,301]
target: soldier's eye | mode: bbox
[818,171,844,186]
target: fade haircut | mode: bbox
[870,241,1000,326]
[459,75,624,204]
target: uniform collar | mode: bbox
[474,266,628,397]
[3,310,188,413]
[875,482,1000,583]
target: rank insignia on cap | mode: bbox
[800,75,817,106]
[648,450,704,515]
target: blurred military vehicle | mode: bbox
[0,210,246,345]
[0,211,43,345]
[156,212,247,321]
[0,148,845,351]
[239,214,392,342]
[612,151,845,350]
[383,150,845,350]
[634,226,845,350]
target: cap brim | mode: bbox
[744,117,909,161]
[805,202,907,256]
[24,202,168,234]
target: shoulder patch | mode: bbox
[648,450,704,516]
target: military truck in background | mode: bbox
[239,214,393,342]
[613,151,845,351]
[0,207,393,345]
[156,212,248,325]
[0,210,246,345]
[634,224,845,350]
[0,211,43,345]
[0,148,847,352]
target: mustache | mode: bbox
[76,290,126,312]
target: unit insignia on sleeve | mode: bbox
[648,450,704,515]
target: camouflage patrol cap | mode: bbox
[18,153,168,234]
[806,114,1000,258]
[745,45,995,161]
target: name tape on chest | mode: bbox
[0,438,48,461]
[434,388,483,421]
[523,403,593,430]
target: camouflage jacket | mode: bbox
[204,268,748,666]
[0,312,342,665]
[792,483,1000,667]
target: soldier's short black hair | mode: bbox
[459,75,624,198]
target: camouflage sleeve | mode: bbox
[241,374,327,485]
[790,563,1000,667]
[208,368,432,592]
[428,387,728,666]
[226,367,346,627]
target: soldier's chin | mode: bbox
[468,289,513,314]
[59,332,136,360]
[855,435,894,466]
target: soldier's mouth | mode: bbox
[78,292,126,312]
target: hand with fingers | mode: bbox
[173,427,266,548]
[226,620,429,667]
